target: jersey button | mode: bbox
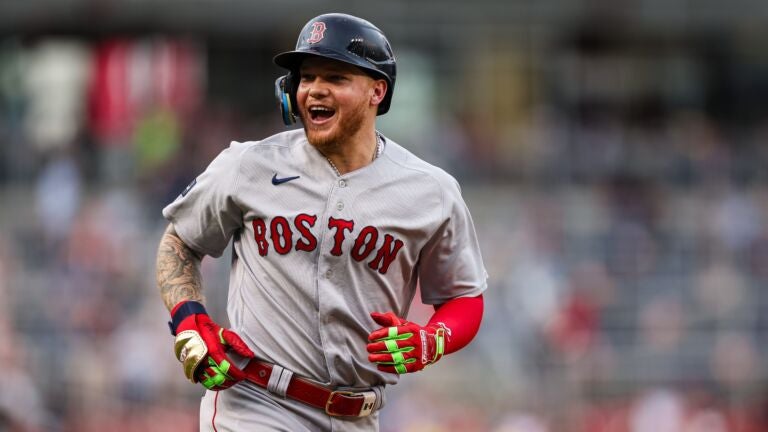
[325,269,333,279]
[336,201,344,211]
[338,179,347,188]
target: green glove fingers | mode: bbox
[200,371,225,389]
[387,327,413,340]
[390,352,412,374]
[376,352,415,374]
[368,313,450,375]
[379,333,417,374]
[199,357,234,390]
[384,339,399,352]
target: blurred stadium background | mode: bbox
[1,1,768,431]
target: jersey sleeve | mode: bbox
[162,141,247,258]
[418,177,488,304]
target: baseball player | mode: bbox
[156,13,487,431]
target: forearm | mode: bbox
[156,224,205,311]
[427,294,484,354]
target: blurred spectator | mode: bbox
[0,235,47,431]
[22,40,90,154]
[629,389,686,432]
[34,150,82,244]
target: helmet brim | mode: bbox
[273,50,312,71]
[273,48,390,83]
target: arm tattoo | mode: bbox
[156,224,205,311]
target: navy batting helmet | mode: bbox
[273,13,397,124]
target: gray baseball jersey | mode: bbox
[163,128,487,389]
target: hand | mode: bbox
[171,301,255,390]
[366,311,446,374]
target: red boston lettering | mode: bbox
[352,226,378,262]
[294,214,318,252]
[369,234,404,274]
[252,218,269,256]
[328,217,354,256]
[252,215,404,274]
[270,216,293,255]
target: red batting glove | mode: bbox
[366,311,447,374]
[170,301,255,390]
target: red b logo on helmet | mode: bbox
[307,22,326,44]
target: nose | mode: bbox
[299,77,329,98]
[307,81,330,99]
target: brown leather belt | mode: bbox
[242,360,378,417]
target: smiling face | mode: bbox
[297,56,387,153]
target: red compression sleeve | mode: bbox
[427,294,484,354]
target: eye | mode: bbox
[300,73,315,83]
[329,74,348,82]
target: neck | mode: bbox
[322,129,379,175]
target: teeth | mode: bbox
[310,106,333,112]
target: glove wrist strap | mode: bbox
[168,301,208,336]
[426,323,448,365]
[432,327,445,364]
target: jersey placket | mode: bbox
[315,175,353,383]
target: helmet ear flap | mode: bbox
[275,73,298,125]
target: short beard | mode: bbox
[304,101,368,156]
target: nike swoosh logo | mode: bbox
[272,174,300,185]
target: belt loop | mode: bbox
[266,364,293,398]
[277,367,293,396]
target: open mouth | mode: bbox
[308,106,336,123]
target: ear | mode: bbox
[370,79,388,108]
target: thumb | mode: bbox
[370,311,403,327]
[220,329,255,358]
